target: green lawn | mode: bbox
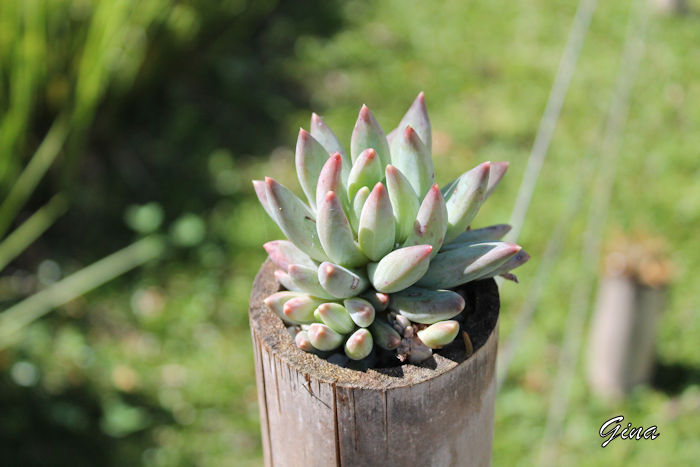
[3,0,699,465]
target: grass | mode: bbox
[2,0,699,465]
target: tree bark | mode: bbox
[249,259,500,466]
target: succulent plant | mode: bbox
[255,93,529,365]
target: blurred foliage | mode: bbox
[1,0,342,465]
[1,0,700,466]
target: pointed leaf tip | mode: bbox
[418,241,520,288]
[253,180,275,219]
[317,189,367,267]
[443,162,492,243]
[485,161,509,199]
[358,181,395,261]
[351,105,390,166]
[263,240,316,270]
[402,124,418,141]
[472,247,529,281]
[310,113,350,179]
[347,148,384,200]
[391,124,434,197]
[359,104,370,120]
[264,179,328,262]
[385,164,420,243]
[316,153,346,211]
[396,92,432,151]
[295,129,329,210]
[402,184,447,256]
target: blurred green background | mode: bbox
[1,0,698,465]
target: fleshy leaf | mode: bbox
[349,186,370,235]
[396,91,431,151]
[283,295,326,324]
[443,162,491,244]
[347,148,384,200]
[402,184,447,257]
[316,152,349,213]
[307,323,344,351]
[369,319,401,350]
[264,291,306,319]
[358,182,396,261]
[264,178,328,262]
[440,177,459,198]
[317,191,367,267]
[295,330,315,352]
[390,287,465,324]
[310,113,351,182]
[359,290,390,312]
[473,249,530,280]
[318,262,369,298]
[390,125,434,198]
[485,161,508,200]
[417,241,521,289]
[417,320,460,349]
[252,180,275,219]
[367,244,433,293]
[343,297,375,328]
[385,164,420,243]
[441,224,512,250]
[295,129,329,211]
[287,264,334,299]
[263,240,317,270]
[344,328,373,360]
[315,303,355,334]
[350,104,391,167]
[274,269,297,292]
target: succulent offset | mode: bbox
[254,93,529,364]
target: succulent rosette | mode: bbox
[253,93,529,364]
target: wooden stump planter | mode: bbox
[249,259,500,467]
[587,242,670,398]
[587,274,666,398]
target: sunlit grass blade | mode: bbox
[0,235,165,350]
[0,113,70,239]
[0,194,68,272]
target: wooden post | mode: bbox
[249,260,500,467]
[587,248,669,398]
